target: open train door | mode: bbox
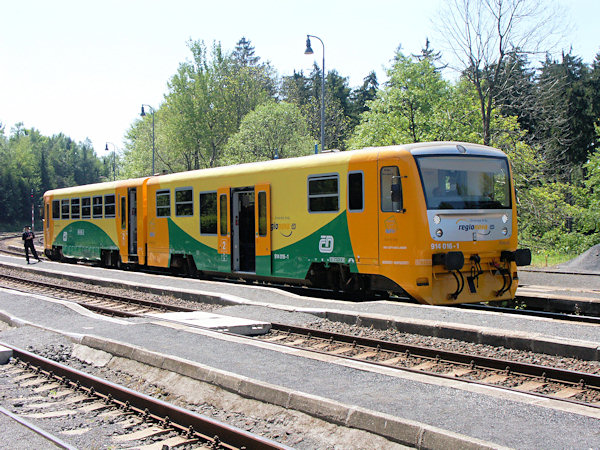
[254,183,271,276]
[217,187,231,273]
[128,187,138,261]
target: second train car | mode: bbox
[43,142,531,305]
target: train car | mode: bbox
[43,142,530,305]
[43,177,149,266]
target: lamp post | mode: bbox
[104,142,117,181]
[140,104,156,175]
[304,34,325,152]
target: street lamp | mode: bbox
[104,142,117,181]
[304,34,325,152]
[140,104,156,175]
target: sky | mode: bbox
[1,0,598,157]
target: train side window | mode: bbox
[381,166,403,212]
[52,200,60,219]
[61,199,70,219]
[348,171,364,212]
[199,191,217,235]
[92,196,103,218]
[175,187,193,216]
[219,194,228,235]
[120,196,127,229]
[308,174,339,213]
[104,194,116,218]
[156,190,170,217]
[71,198,80,219]
[81,197,91,219]
[258,191,267,236]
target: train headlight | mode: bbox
[502,214,508,223]
[433,215,441,224]
[435,229,443,237]
[502,227,508,236]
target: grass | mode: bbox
[529,251,577,268]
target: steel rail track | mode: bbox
[458,302,600,324]
[0,273,195,315]
[0,404,77,450]
[3,269,600,409]
[268,323,600,393]
[1,342,287,450]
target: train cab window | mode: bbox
[156,190,171,217]
[61,199,70,219]
[121,196,127,229]
[104,194,116,218]
[92,196,103,218]
[219,194,228,235]
[81,197,91,219]
[308,174,339,213]
[175,187,193,216]
[258,191,267,236]
[348,171,364,212]
[70,198,80,219]
[381,166,403,212]
[199,191,217,234]
[52,200,60,219]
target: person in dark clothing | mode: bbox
[22,226,41,264]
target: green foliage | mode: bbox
[224,102,315,164]
[121,38,276,175]
[348,52,480,148]
[0,125,106,229]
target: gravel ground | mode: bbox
[0,325,406,450]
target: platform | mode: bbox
[1,254,599,448]
[146,310,270,335]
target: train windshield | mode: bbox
[415,155,511,210]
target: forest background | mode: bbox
[1,1,599,264]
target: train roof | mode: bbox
[44,142,507,195]
[44,177,149,197]
[401,141,507,157]
[146,141,506,186]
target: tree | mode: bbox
[434,0,566,145]
[224,102,315,163]
[281,65,354,150]
[348,51,456,148]
[122,38,277,174]
[491,52,537,137]
[535,51,597,180]
[0,125,104,229]
[348,71,379,128]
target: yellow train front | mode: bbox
[42,141,530,305]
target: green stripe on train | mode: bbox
[167,219,224,271]
[166,213,355,279]
[52,221,117,260]
[271,212,356,278]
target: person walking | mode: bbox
[22,226,41,264]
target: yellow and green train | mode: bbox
[43,142,530,305]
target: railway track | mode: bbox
[459,302,600,324]
[260,324,600,409]
[0,343,285,449]
[2,273,600,413]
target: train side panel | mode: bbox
[44,178,148,266]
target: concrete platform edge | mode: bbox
[0,306,506,449]
[78,334,508,450]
